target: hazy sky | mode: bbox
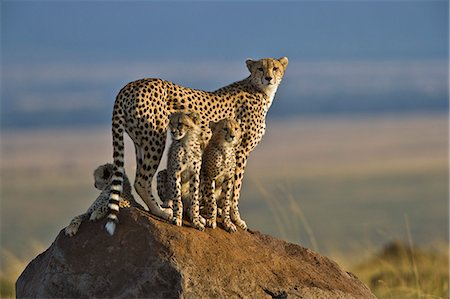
[1,1,448,126]
[3,1,448,63]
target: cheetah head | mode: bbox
[93,163,114,190]
[169,112,200,141]
[246,57,288,91]
[209,118,242,146]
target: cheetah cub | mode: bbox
[202,118,242,233]
[64,163,142,237]
[165,112,205,231]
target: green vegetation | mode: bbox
[354,241,449,299]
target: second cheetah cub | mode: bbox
[202,118,242,233]
[166,112,205,231]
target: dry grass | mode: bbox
[354,241,449,299]
[254,182,449,299]
[1,113,448,296]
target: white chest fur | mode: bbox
[263,84,279,114]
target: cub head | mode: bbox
[169,112,200,141]
[93,163,114,190]
[209,118,242,146]
[246,57,288,90]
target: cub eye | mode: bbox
[273,67,278,71]
[257,67,264,72]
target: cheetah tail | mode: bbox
[105,110,126,236]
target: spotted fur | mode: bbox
[163,112,205,230]
[106,57,288,235]
[201,119,242,232]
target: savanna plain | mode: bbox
[1,113,448,298]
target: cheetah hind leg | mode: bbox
[156,169,173,209]
[231,171,248,230]
[134,136,173,220]
[231,207,247,230]
[203,179,217,229]
[136,180,173,220]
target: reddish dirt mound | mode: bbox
[16,208,375,298]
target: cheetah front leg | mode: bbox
[222,178,237,233]
[65,214,89,237]
[90,205,109,221]
[188,170,205,231]
[169,168,183,227]
[231,151,249,230]
[204,178,217,229]
[66,189,110,236]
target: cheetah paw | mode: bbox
[171,217,182,227]
[64,225,78,237]
[161,207,173,220]
[161,200,173,209]
[235,219,247,230]
[223,220,237,233]
[199,215,206,226]
[90,209,105,221]
[206,218,217,229]
[192,220,205,231]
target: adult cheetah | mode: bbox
[106,57,288,235]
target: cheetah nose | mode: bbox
[265,76,273,82]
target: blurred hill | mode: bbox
[2,60,448,128]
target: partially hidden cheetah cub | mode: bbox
[202,118,242,233]
[156,169,206,227]
[64,163,143,237]
[165,112,205,231]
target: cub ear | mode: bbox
[278,57,289,69]
[246,59,255,71]
[102,165,111,180]
[209,120,218,131]
[168,113,177,121]
[188,112,200,125]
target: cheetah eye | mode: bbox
[257,67,264,72]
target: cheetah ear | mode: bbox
[102,166,111,180]
[246,59,255,71]
[278,57,289,69]
[209,121,217,131]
